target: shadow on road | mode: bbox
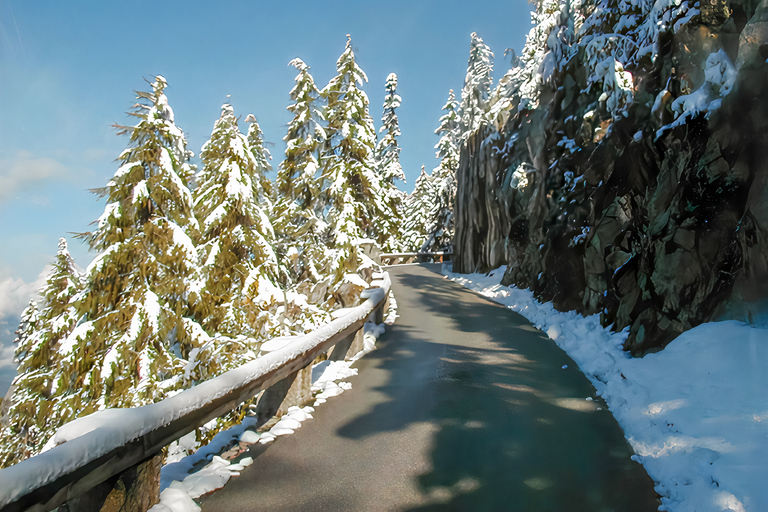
[336,264,660,511]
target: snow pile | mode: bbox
[311,360,357,405]
[444,265,768,512]
[257,405,315,444]
[150,456,253,512]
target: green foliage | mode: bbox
[275,59,327,286]
[0,239,83,466]
[318,36,385,294]
[61,76,200,418]
[191,104,280,339]
[373,73,406,251]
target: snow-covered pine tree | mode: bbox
[191,104,280,342]
[244,114,273,201]
[0,300,39,436]
[421,90,460,252]
[434,90,461,175]
[9,300,39,371]
[0,238,83,466]
[400,166,437,251]
[318,36,385,304]
[373,73,406,252]
[459,32,494,143]
[274,58,327,285]
[64,76,201,412]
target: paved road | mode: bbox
[201,264,660,511]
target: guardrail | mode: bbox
[380,252,451,265]
[0,274,391,512]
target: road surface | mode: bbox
[201,263,660,511]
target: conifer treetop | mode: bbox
[244,115,274,201]
[275,59,326,231]
[434,89,461,171]
[88,75,197,252]
[375,72,405,185]
[459,32,494,141]
[196,103,277,252]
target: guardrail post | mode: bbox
[60,453,162,512]
[255,366,312,423]
[328,329,364,361]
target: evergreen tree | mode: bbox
[244,114,274,202]
[459,32,494,142]
[373,73,405,251]
[65,76,201,412]
[434,90,461,174]
[274,58,327,284]
[319,36,385,295]
[400,166,437,251]
[421,90,460,252]
[10,300,39,370]
[192,104,280,339]
[0,238,83,466]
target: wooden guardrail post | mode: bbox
[255,366,313,423]
[327,329,364,362]
[59,453,162,512]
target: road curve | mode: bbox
[201,263,660,511]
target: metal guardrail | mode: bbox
[380,252,451,265]
[0,274,391,512]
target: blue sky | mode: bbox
[0,0,533,392]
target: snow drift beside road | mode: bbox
[444,264,767,512]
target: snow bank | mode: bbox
[443,265,767,512]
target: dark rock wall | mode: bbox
[454,0,768,354]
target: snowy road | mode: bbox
[200,264,660,511]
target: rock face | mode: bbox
[454,0,768,354]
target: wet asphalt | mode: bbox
[200,263,660,512]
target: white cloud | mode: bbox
[0,344,15,369]
[0,264,50,323]
[0,150,68,201]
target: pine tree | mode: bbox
[192,104,280,339]
[420,90,460,252]
[459,32,494,143]
[319,36,385,298]
[10,300,39,370]
[244,114,273,202]
[274,59,327,285]
[373,73,406,251]
[0,238,83,466]
[400,166,437,251]
[65,76,201,412]
[434,90,461,174]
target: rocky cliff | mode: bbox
[454,0,768,354]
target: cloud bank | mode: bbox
[0,151,68,201]
[0,265,49,323]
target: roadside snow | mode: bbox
[443,264,768,512]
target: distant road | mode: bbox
[201,263,660,511]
